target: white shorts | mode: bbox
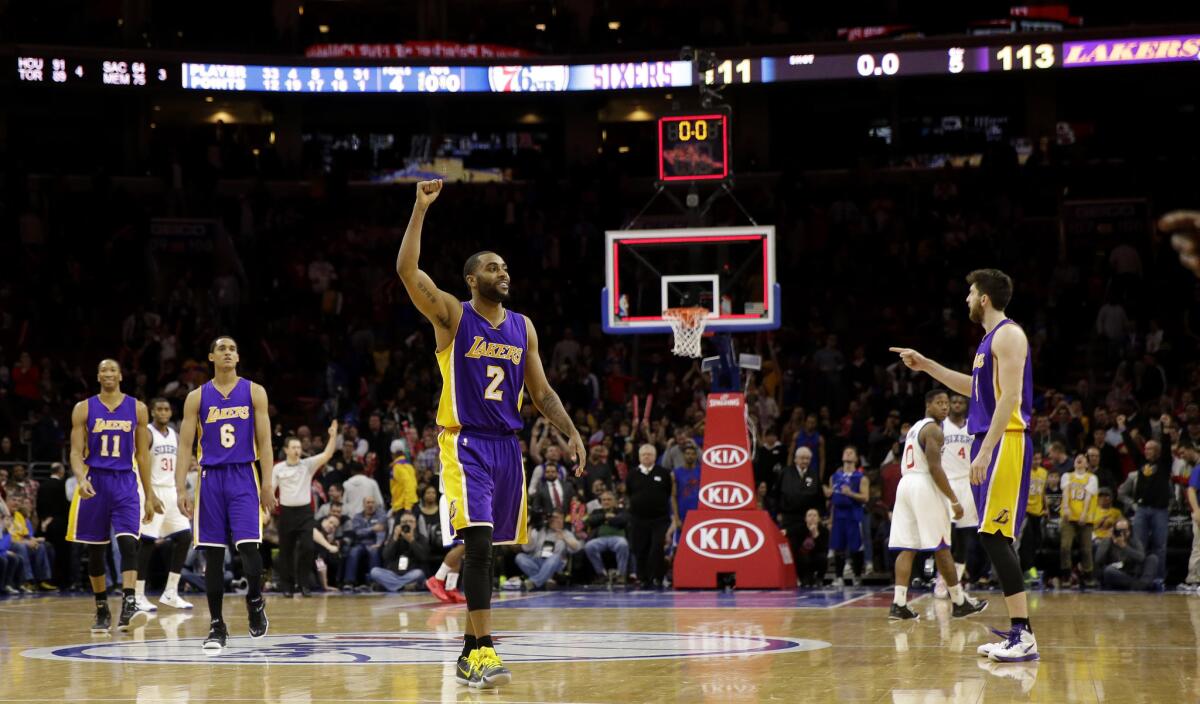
[139,484,191,539]
[889,474,952,552]
[948,476,979,528]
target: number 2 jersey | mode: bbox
[436,302,527,433]
[197,378,257,466]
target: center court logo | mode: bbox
[22,631,825,666]
[702,444,749,469]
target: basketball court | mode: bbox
[1,589,1192,702]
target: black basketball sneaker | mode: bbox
[888,603,920,621]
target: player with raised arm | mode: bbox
[176,337,277,652]
[887,389,987,621]
[891,268,1038,662]
[67,359,160,633]
[396,179,586,689]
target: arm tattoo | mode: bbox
[538,390,576,438]
[415,281,450,327]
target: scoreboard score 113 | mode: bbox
[657,113,730,183]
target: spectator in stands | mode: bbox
[1096,519,1159,591]
[36,462,69,586]
[388,446,417,514]
[516,511,579,591]
[776,446,826,558]
[626,444,675,587]
[1047,441,1071,476]
[414,427,440,476]
[1058,454,1099,588]
[1122,415,1175,580]
[1,513,22,594]
[532,462,574,518]
[414,485,445,556]
[342,496,386,591]
[1092,487,1123,555]
[790,508,829,587]
[582,445,615,496]
[368,512,429,592]
[529,445,567,498]
[1088,433,1121,493]
[5,495,54,592]
[584,492,629,584]
[660,426,693,472]
[793,414,825,473]
[755,427,787,489]
[315,485,345,521]
[342,462,384,517]
[313,515,343,592]
[585,480,608,512]
[363,413,394,464]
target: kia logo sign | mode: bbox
[685,518,764,559]
[702,444,749,469]
[700,481,754,510]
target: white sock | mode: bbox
[949,583,965,605]
[955,563,966,581]
[445,572,460,591]
[435,563,451,581]
[893,585,908,606]
[135,580,146,599]
[165,573,181,594]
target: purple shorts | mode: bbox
[67,468,141,544]
[195,463,263,547]
[440,429,528,545]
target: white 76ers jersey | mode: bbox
[902,418,936,476]
[149,425,179,488]
[941,417,972,482]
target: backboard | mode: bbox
[601,226,779,335]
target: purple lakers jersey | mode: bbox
[436,302,527,433]
[86,395,137,471]
[968,319,1033,435]
[197,378,257,466]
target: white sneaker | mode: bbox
[134,595,158,613]
[159,591,194,610]
[989,626,1039,662]
[933,575,949,599]
[977,628,1011,657]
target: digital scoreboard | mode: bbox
[658,113,729,182]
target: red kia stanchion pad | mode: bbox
[673,393,796,589]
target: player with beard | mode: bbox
[891,269,1038,662]
[396,180,586,689]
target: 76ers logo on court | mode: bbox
[699,481,754,510]
[702,444,749,469]
[685,518,764,559]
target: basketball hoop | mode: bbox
[663,307,711,358]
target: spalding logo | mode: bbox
[684,518,765,559]
[702,444,749,469]
[699,481,754,510]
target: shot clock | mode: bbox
[657,113,730,183]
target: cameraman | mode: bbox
[1095,519,1159,591]
[368,511,430,592]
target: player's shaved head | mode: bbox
[97,358,120,372]
[463,251,497,280]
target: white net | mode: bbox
[663,307,710,358]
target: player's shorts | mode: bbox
[948,476,979,528]
[440,428,528,545]
[194,463,263,547]
[888,473,952,552]
[971,431,1032,540]
[139,484,191,540]
[438,494,463,548]
[829,510,863,552]
[67,467,141,544]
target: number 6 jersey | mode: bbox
[436,302,527,433]
[197,378,257,466]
